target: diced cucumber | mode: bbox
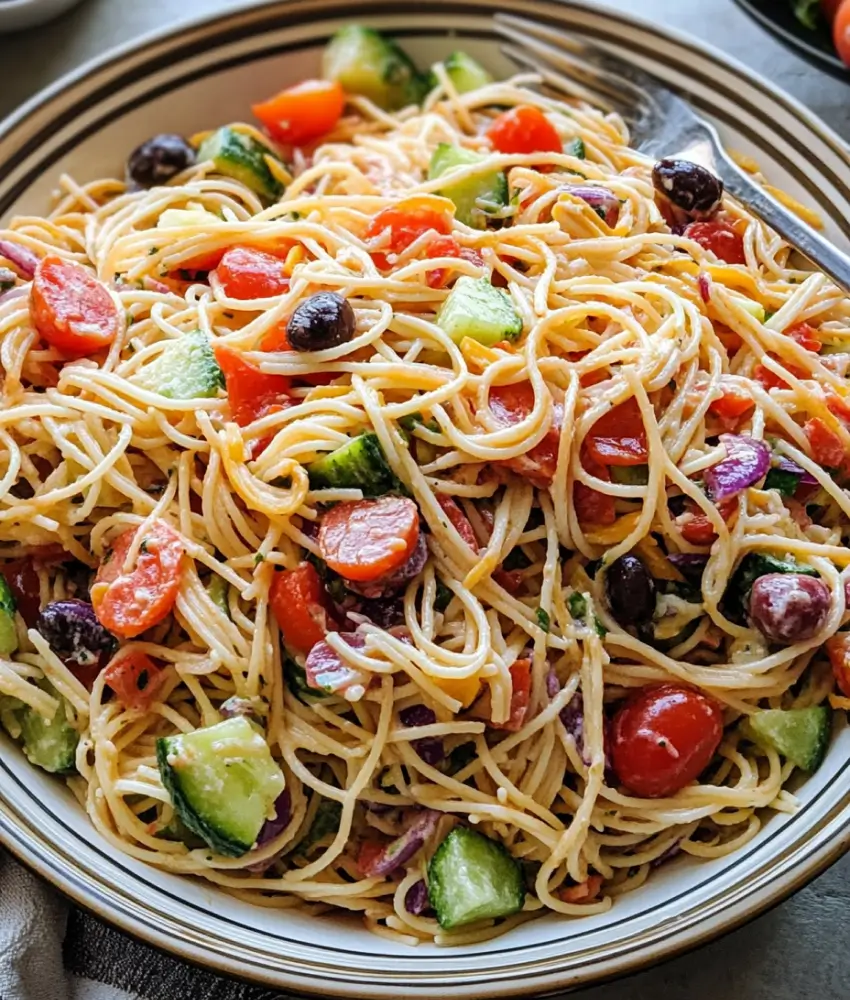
[18,685,79,774]
[136,330,224,400]
[207,575,231,619]
[763,467,800,497]
[283,652,327,702]
[428,826,524,929]
[157,716,285,857]
[444,51,493,94]
[0,576,17,655]
[610,465,649,486]
[565,137,586,159]
[436,275,522,347]
[307,431,401,495]
[197,127,284,202]
[323,25,429,111]
[744,706,830,771]
[157,207,220,229]
[293,798,341,856]
[428,143,508,229]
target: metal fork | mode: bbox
[494,12,850,294]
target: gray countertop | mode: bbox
[2,1,849,998]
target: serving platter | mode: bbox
[2,0,850,995]
[733,0,848,79]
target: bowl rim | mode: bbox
[2,1,850,995]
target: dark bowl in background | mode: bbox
[733,0,848,78]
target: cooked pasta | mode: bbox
[1,26,849,946]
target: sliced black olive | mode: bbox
[36,599,117,666]
[286,291,356,351]
[652,158,723,220]
[127,134,196,190]
[605,555,655,627]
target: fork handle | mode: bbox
[713,149,850,294]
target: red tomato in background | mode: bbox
[486,106,562,155]
[833,0,850,65]
[611,684,724,798]
[252,79,344,145]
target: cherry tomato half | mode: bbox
[611,683,724,798]
[486,106,562,156]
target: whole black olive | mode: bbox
[605,555,656,627]
[126,134,197,190]
[652,158,723,220]
[36,599,117,666]
[286,292,356,352]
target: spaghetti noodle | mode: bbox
[1,29,849,945]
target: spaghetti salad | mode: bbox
[0,24,848,945]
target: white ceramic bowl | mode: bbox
[2,2,850,996]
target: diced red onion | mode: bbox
[704,434,770,501]
[650,840,682,869]
[360,810,440,878]
[546,667,560,699]
[399,705,444,765]
[559,692,613,777]
[667,553,709,581]
[0,240,39,278]
[562,185,620,227]
[776,456,818,485]
[305,632,369,693]
[399,705,437,727]
[344,533,428,599]
[404,879,430,915]
[698,272,711,303]
[245,789,292,873]
[220,696,260,722]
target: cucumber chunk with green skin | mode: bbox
[565,137,586,159]
[436,276,522,347]
[197,127,284,202]
[762,468,800,497]
[323,26,428,110]
[744,706,830,771]
[428,826,524,929]
[136,330,224,400]
[0,576,17,655]
[444,51,493,94]
[157,716,285,857]
[307,431,401,495]
[18,686,79,774]
[293,798,341,857]
[207,575,231,619]
[428,143,508,229]
[610,465,649,486]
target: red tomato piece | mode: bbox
[319,497,421,583]
[0,558,41,627]
[214,246,290,299]
[713,323,743,355]
[559,875,603,904]
[684,221,746,265]
[805,417,846,468]
[585,397,648,466]
[252,79,345,145]
[435,493,478,551]
[709,381,754,425]
[425,236,483,289]
[575,449,616,527]
[753,357,808,390]
[492,658,532,732]
[270,561,338,655]
[103,650,163,712]
[493,568,524,594]
[366,206,452,270]
[92,521,184,639]
[826,633,850,697]
[611,684,724,798]
[834,0,850,66]
[486,106,562,155]
[785,321,821,353]
[31,255,119,357]
[213,342,292,427]
[357,839,387,876]
[676,497,736,546]
[489,382,562,488]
